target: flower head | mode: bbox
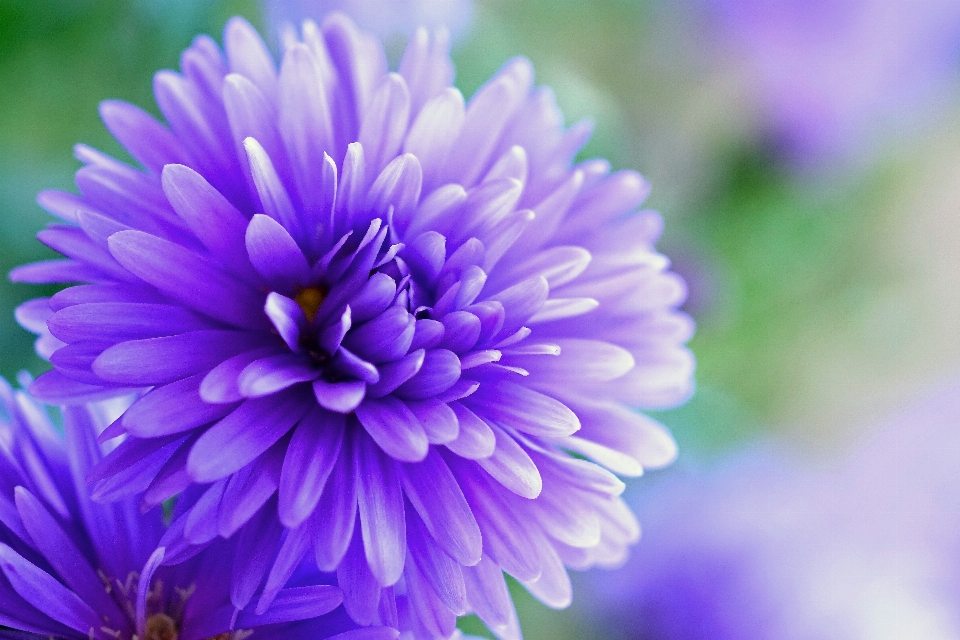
[14,14,694,638]
[0,378,395,640]
[585,429,960,640]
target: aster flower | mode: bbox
[585,422,960,640]
[0,377,397,640]
[703,0,960,167]
[13,13,693,638]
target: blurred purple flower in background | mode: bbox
[585,377,960,640]
[12,12,693,639]
[264,0,473,42]
[0,379,394,640]
[704,0,960,168]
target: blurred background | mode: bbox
[3,0,960,638]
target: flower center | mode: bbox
[144,614,178,640]
[295,286,327,322]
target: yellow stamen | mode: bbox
[295,286,327,322]
[144,614,178,640]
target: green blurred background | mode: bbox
[3,0,960,637]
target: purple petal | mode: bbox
[256,524,313,614]
[38,226,137,284]
[100,100,187,173]
[488,276,549,337]
[404,231,446,283]
[161,164,252,280]
[9,259,105,285]
[356,432,406,586]
[334,143,367,233]
[519,541,572,609]
[406,399,459,445]
[36,189,84,222]
[359,74,412,175]
[245,214,311,290]
[243,585,343,626]
[476,425,542,499]
[510,338,634,388]
[405,554,457,638]
[342,306,415,363]
[49,282,163,310]
[318,305,352,353]
[566,399,678,471]
[333,347,380,384]
[401,449,481,566]
[558,169,650,242]
[218,443,284,537]
[14,488,124,622]
[123,374,238,437]
[404,88,465,186]
[445,402,495,459]
[264,292,306,352]
[444,58,533,187]
[93,330,259,386]
[278,44,335,239]
[313,438,358,571]
[327,629,400,640]
[313,379,367,413]
[0,543,101,633]
[355,397,428,463]
[153,71,237,201]
[439,311,481,353]
[406,512,467,615]
[453,462,542,582]
[527,297,599,324]
[395,348,461,399]
[367,154,422,234]
[409,318,445,352]
[367,349,425,398]
[231,506,284,609]
[347,273,398,331]
[142,436,198,508]
[337,531,382,626]
[398,25,454,112]
[463,556,515,632]
[187,388,312,483]
[244,137,304,244]
[239,353,319,397]
[91,435,185,502]
[14,298,52,335]
[200,346,282,403]
[278,407,345,528]
[184,479,227,544]
[466,381,580,438]
[485,144,528,184]
[49,343,106,386]
[48,302,211,343]
[505,245,591,288]
[224,17,278,99]
[221,72,282,201]
[107,229,265,330]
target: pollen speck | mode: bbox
[295,286,326,322]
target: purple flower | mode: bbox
[585,408,960,640]
[13,14,693,638]
[0,378,397,640]
[704,0,960,167]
